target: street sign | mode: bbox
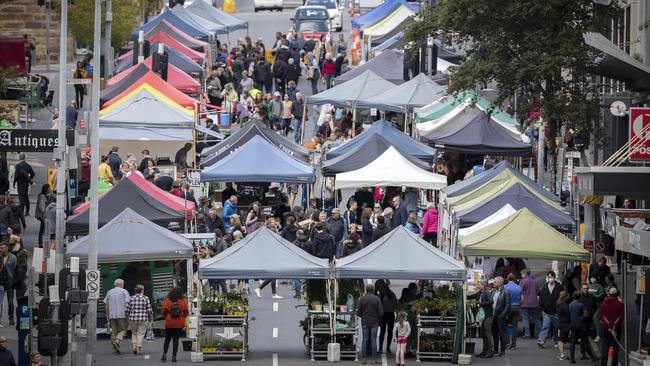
[65,78,91,85]
[629,107,650,160]
[86,270,100,299]
[0,129,74,152]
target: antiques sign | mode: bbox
[0,129,74,152]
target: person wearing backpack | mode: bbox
[161,287,188,362]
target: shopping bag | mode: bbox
[146,325,155,342]
[474,308,485,324]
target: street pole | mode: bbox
[104,0,113,77]
[46,0,51,72]
[86,0,102,364]
[536,122,544,186]
[54,0,68,285]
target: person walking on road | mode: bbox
[538,271,564,348]
[491,276,511,357]
[291,92,305,144]
[35,184,51,247]
[504,273,522,349]
[306,52,320,95]
[358,283,383,364]
[519,268,540,339]
[0,336,17,366]
[322,54,335,89]
[13,153,34,216]
[73,61,87,109]
[0,243,16,327]
[161,287,189,363]
[556,290,571,360]
[104,278,131,354]
[126,284,153,355]
[599,287,624,366]
[569,291,597,363]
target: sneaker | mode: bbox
[593,336,600,342]
[272,294,283,299]
[0,324,4,328]
[161,355,167,362]
[537,341,545,348]
[557,354,568,361]
[171,356,177,363]
[553,343,558,348]
[255,288,262,298]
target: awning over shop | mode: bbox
[326,119,437,162]
[335,226,465,280]
[351,0,418,30]
[418,105,531,156]
[306,70,395,108]
[132,10,214,41]
[334,49,404,85]
[200,119,308,167]
[143,20,209,52]
[576,166,650,198]
[107,56,200,95]
[584,32,650,91]
[200,135,316,183]
[458,208,589,262]
[199,226,329,279]
[67,208,193,263]
[185,0,248,32]
[356,73,446,112]
[322,133,432,176]
[335,146,447,189]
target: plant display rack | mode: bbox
[307,309,359,361]
[197,313,248,361]
[416,315,456,362]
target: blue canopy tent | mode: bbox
[185,0,248,32]
[170,4,228,35]
[200,135,315,183]
[351,0,418,30]
[455,183,574,227]
[132,11,213,41]
[370,31,404,53]
[115,43,204,77]
[325,119,437,163]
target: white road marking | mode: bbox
[273,327,278,338]
[381,354,387,366]
[273,353,278,366]
[273,302,279,312]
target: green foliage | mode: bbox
[404,1,621,145]
[62,0,141,50]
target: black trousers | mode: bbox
[600,330,619,366]
[17,184,29,215]
[492,316,508,354]
[259,279,276,294]
[378,311,395,352]
[570,324,595,361]
[78,180,90,203]
[163,328,183,356]
[423,232,437,246]
[75,87,84,109]
[38,219,45,247]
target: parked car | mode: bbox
[291,6,332,51]
[254,0,284,12]
[304,0,342,32]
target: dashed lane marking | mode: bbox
[273,302,278,312]
[273,353,278,366]
[273,327,278,338]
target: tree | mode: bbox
[404,1,620,151]
[65,0,141,50]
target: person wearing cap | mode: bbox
[291,92,305,144]
[599,287,623,366]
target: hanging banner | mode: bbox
[0,129,74,152]
[629,107,650,161]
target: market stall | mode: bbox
[351,0,418,30]
[356,73,446,113]
[132,9,215,41]
[198,226,330,360]
[170,4,228,36]
[334,49,405,85]
[116,43,204,77]
[107,56,200,95]
[142,19,209,52]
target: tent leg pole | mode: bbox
[186,259,193,312]
[301,104,307,144]
[352,108,357,137]
[462,282,467,354]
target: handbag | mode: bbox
[307,67,314,80]
[475,307,486,324]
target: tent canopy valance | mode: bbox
[335,226,465,281]
[185,0,248,32]
[356,73,446,112]
[306,70,395,108]
[200,135,316,183]
[199,226,329,279]
[66,208,193,263]
[335,146,447,190]
[458,208,589,262]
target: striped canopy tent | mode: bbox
[106,56,199,95]
[142,19,209,52]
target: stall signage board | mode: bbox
[0,129,74,152]
[629,107,650,161]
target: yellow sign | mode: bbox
[47,168,56,189]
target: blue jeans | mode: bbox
[361,325,378,359]
[291,280,301,296]
[0,285,5,322]
[537,311,559,344]
[294,118,302,144]
[521,307,541,337]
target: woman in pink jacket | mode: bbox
[421,202,439,246]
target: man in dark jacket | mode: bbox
[0,197,13,237]
[599,287,624,366]
[537,271,564,348]
[283,58,301,86]
[313,222,336,261]
[475,281,495,358]
[492,276,511,356]
[327,208,347,258]
[65,100,78,129]
[371,215,391,243]
[253,59,272,93]
[272,58,287,96]
[107,146,122,180]
[280,215,299,242]
[13,153,34,215]
[207,209,225,234]
[291,93,305,144]
[0,336,17,366]
[589,257,610,286]
[357,283,383,364]
[293,230,315,256]
[391,195,408,227]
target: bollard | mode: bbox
[606,346,615,366]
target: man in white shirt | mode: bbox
[104,278,131,354]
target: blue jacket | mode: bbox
[222,201,236,230]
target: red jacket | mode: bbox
[322,61,335,76]
[161,298,189,329]
[421,208,439,234]
[599,295,624,331]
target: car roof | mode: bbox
[294,6,330,20]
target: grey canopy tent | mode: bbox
[170,4,228,35]
[322,133,431,176]
[200,135,316,183]
[306,70,395,108]
[185,0,248,32]
[356,73,446,112]
[66,208,193,263]
[456,183,574,227]
[334,226,465,281]
[419,107,531,156]
[199,226,329,279]
[325,119,437,162]
[334,49,404,85]
[200,119,308,167]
